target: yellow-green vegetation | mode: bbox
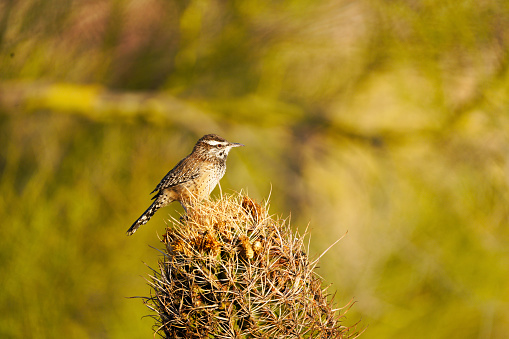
[144,194,358,338]
[1,0,509,338]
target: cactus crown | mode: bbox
[143,193,359,338]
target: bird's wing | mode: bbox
[150,155,199,195]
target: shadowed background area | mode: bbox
[1,0,509,338]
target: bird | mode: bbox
[126,134,244,235]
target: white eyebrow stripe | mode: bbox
[204,140,227,146]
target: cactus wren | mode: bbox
[126,134,243,235]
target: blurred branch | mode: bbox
[0,80,455,148]
[0,81,219,133]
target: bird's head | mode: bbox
[193,134,244,161]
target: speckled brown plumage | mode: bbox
[127,134,243,235]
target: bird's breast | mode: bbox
[201,163,226,195]
[180,162,226,201]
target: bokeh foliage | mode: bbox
[1,0,509,338]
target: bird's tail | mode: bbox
[126,199,163,236]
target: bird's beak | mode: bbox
[230,143,244,147]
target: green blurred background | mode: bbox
[1,0,509,338]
